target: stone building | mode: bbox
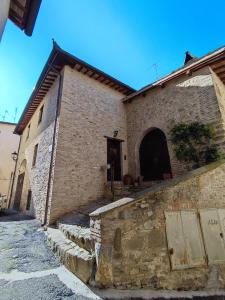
[10,43,225,289]
[11,43,225,223]
[0,121,20,206]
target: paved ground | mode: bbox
[1,210,225,300]
[0,210,100,300]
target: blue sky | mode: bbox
[0,0,225,122]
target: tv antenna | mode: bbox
[13,107,18,122]
[151,63,159,81]
[2,110,8,121]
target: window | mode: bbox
[26,190,32,210]
[38,105,44,125]
[32,144,38,167]
[26,124,31,140]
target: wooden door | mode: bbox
[13,173,25,211]
[107,138,122,181]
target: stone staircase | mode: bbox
[46,197,113,284]
[108,181,164,200]
[46,181,166,284]
[46,225,95,283]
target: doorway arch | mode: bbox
[13,159,27,211]
[139,128,172,181]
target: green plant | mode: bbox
[170,122,221,168]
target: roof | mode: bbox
[15,42,136,134]
[123,45,225,103]
[9,0,42,36]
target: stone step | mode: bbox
[46,227,95,283]
[59,223,94,253]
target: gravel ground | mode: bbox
[0,219,59,273]
[0,211,99,300]
[0,275,88,300]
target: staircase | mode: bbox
[107,181,164,200]
[46,182,166,284]
[46,197,112,284]
[46,225,94,283]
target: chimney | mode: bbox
[184,51,197,65]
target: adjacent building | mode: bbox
[0,121,20,206]
[10,43,225,226]
[0,0,42,41]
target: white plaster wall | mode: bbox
[0,0,10,41]
[0,122,20,202]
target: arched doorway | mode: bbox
[139,128,172,181]
[13,160,27,211]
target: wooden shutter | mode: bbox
[181,210,205,267]
[165,210,206,270]
[165,211,189,270]
[199,208,225,264]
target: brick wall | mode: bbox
[125,67,225,179]
[49,66,128,223]
[90,160,225,290]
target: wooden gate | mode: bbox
[13,172,25,211]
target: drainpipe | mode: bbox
[43,68,63,226]
[8,135,22,209]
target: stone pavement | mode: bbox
[0,210,100,300]
[0,210,225,300]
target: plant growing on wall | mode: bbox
[170,122,221,168]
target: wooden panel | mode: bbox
[181,210,206,267]
[165,211,188,270]
[218,209,225,244]
[199,209,225,264]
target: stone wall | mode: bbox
[49,66,127,223]
[90,160,225,290]
[211,69,225,151]
[10,78,59,222]
[125,67,225,179]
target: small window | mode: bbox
[26,124,31,140]
[32,144,38,167]
[26,190,32,210]
[38,105,44,125]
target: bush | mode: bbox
[170,122,221,168]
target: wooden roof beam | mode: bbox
[213,66,225,73]
[80,67,88,74]
[87,70,94,77]
[12,0,25,11]
[93,73,100,79]
[98,76,105,82]
[211,60,225,69]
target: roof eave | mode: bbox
[14,45,59,135]
[9,0,42,36]
[14,42,135,135]
[24,0,42,36]
[123,46,225,103]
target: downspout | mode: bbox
[8,135,22,209]
[43,68,63,226]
